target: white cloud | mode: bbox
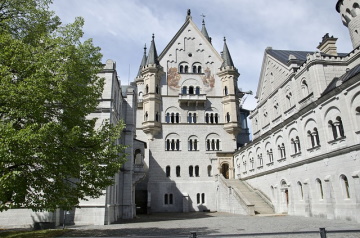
[50,0,352,110]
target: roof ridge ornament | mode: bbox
[186,9,192,20]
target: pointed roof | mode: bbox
[221,37,235,68]
[201,19,211,42]
[137,44,147,77]
[146,34,159,66]
[158,10,222,62]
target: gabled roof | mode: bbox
[266,48,347,66]
[158,11,222,62]
[322,63,360,95]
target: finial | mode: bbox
[187,9,191,16]
[152,33,155,40]
[143,44,147,54]
[224,37,226,42]
[202,19,205,25]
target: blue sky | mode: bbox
[50,0,352,110]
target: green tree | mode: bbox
[0,0,126,211]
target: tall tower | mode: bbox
[141,34,164,138]
[217,38,240,138]
[336,0,360,49]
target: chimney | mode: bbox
[317,33,338,56]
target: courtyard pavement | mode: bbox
[61,212,360,238]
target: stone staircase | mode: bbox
[226,179,274,215]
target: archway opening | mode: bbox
[221,163,229,179]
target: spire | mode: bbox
[145,34,159,66]
[186,9,192,21]
[201,19,211,42]
[137,44,147,77]
[221,37,235,68]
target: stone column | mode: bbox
[303,179,312,217]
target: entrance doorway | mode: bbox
[135,190,147,214]
[221,163,229,179]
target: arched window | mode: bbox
[196,193,200,204]
[205,113,209,123]
[226,112,230,123]
[176,166,180,177]
[145,84,149,94]
[182,86,187,94]
[189,166,193,177]
[215,113,218,124]
[301,80,309,96]
[224,86,228,96]
[316,178,324,199]
[179,65,184,73]
[175,113,180,123]
[207,165,212,176]
[193,113,197,123]
[198,66,202,73]
[340,175,350,198]
[193,65,196,73]
[201,193,205,203]
[171,113,175,123]
[156,85,159,94]
[337,117,345,137]
[134,149,142,165]
[195,165,199,177]
[329,117,345,140]
[210,113,214,124]
[188,113,192,123]
[166,113,170,123]
[195,87,200,95]
[166,166,170,177]
[188,139,193,151]
[298,181,303,200]
[189,86,194,94]
[184,65,189,73]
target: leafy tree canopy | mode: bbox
[0,0,126,211]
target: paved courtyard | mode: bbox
[61,212,360,238]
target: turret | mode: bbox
[217,37,241,139]
[135,45,147,108]
[141,34,164,138]
[336,0,360,49]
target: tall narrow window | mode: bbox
[145,111,148,121]
[194,140,197,150]
[210,113,214,124]
[156,85,159,94]
[337,117,345,137]
[164,194,168,204]
[298,182,303,200]
[226,112,230,122]
[195,165,199,177]
[166,113,170,123]
[193,65,196,73]
[156,112,159,122]
[169,194,173,204]
[176,113,180,123]
[185,65,189,73]
[146,84,149,94]
[224,86,228,96]
[316,178,324,199]
[188,113,192,123]
[205,113,209,123]
[176,166,180,177]
[201,193,205,204]
[189,166,193,177]
[193,113,197,123]
[179,65,184,73]
[206,139,210,151]
[341,175,350,198]
[207,165,212,176]
[175,139,180,151]
[196,193,200,204]
[166,166,170,177]
[182,86,187,94]
[189,86,194,94]
[198,66,202,73]
[189,139,193,151]
[215,113,218,124]
[171,113,175,123]
[195,87,200,95]
[166,139,170,151]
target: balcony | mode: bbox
[178,94,207,106]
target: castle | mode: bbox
[1,0,359,228]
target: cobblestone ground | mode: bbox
[61,212,360,238]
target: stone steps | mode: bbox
[227,179,274,215]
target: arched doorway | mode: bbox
[280,180,289,213]
[221,163,229,179]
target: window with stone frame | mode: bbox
[340,174,350,199]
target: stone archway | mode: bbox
[221,163,230,179]
[280,180,289,214]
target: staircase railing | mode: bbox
[241,179,275,212]
[218,174,255,215]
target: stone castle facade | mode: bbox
[1,0,359,228]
